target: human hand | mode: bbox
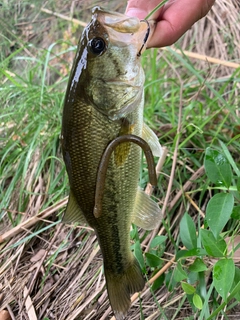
[125,0,215,48]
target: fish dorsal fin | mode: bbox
[131,188,162,230]
[142,123,162,157]
[62,190,88,225]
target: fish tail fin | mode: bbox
[105,257,145,320]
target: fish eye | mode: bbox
[89,37,106,55]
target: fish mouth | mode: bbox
[93,6,141,33]
[92,6,155,54]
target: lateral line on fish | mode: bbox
[93,134,157,218]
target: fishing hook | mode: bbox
[137,20,150,57]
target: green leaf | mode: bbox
[149,235,167,248]
[237,177,240,192]
[206,193,234,238]
[193,293,203,309]
[152,273,165,291]
[201,229,227,257]
[134,240,146,273]
[189,258,208,272]
[231,206,240,219]
[181,281,196,294]
[188,271,199,284]
[145,252,162,268]
[219,140,240,178]
[180,212,197,249]
[204,148,232,188]
[232,267,240,301]
[213,258,235,301]
[176,248,207,260]
[165,270,176,292]
[130,224,138,240]
[173,262,187,282]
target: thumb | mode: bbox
[125,5,148,19]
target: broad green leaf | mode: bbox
[204,148,232,188]
[189,258,208,272]
[232,267,240,301]
[201,229,226,257]
[231,205,240,220]
[145,252,162,268]
[181,281,195,294]
[219,140,240,178]
[152,273,165,291]
[173,262,187,282]
[176,248,207,260]
[165,270,176,292]
[130,224,138,240]
[180,212,197,249]
[134,240,146,273]
[193,293,203,309]
[149,235,167,248]
[188,271,199,284]
[206,193,234,238]
[213,258,235,301]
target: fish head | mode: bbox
[71,7,151,120]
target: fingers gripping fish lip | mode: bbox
[93,134,158,219]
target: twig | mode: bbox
[6,305,16,320]
[145,146,168,196]
[162,48,240,69]
[167,166,205,212]
[24,287,38,320]
[185,192,205,218]
[0,197,68,243]
[20,224,63,312]
[39,7,87,27]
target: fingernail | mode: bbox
[126,8,147,19]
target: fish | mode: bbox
[61,6,162,319]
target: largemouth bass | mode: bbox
[61,7,162,319]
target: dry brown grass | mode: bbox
[0,0,239,319]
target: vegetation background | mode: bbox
[0,0,239,319]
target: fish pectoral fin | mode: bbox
[142,123,162,157]
[131,188,162,230]
[105,257,145,320]
[62,190,88,225]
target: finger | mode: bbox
[147,0,215,48]
[125,0,165,20]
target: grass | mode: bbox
[0,0,240,319]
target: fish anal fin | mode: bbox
[132,188,162,230]
[142,123,162,157]
[62,190,87,225]
[105,257,145,319]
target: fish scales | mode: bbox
[61,6,162,319]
